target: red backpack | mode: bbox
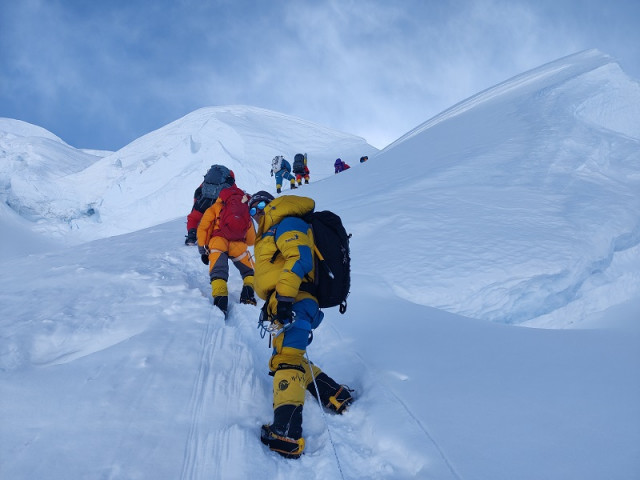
[217,185,251,241]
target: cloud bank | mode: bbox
[1,0,638,150]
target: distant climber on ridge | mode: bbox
[270,155,297,194]
[292,153,310,186]
[334,158,350,174]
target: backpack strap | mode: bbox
[268,221,316,289]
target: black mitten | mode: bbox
[276,300,294,324]
[201,254,209,265]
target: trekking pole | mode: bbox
[305,351,346,480]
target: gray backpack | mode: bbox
[202,165,233,199]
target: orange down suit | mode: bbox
[196,188,256,297]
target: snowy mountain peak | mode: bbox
[0,106,378,244]
[385,49,639,152]
[0,117,66,143]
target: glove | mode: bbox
[201,254,209,265]
[259,301,270,323]
[276,299,294,325]
[198,245,207,255]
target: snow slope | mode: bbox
[1,49,639,480]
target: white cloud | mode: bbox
[1,0,638,150]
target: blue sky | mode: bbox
[1,0,639,150]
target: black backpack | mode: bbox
[292,153,306,174]
[270,209,351,313]
[306,210,351,313]
[201,165,233,199]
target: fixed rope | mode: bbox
[306,351,346,480]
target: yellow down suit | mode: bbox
[252,195,328,410]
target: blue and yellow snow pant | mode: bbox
[274,169,296,191]
[268,298,324,409]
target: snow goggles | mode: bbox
[249,201,267,216]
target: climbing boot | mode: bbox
[184,228,197,246]
[240,285,257,305]
[261,404,304,458]
[213,295,228,316]
[327,385,354,414]
[307,372,354,414]
[260,424,305,459]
